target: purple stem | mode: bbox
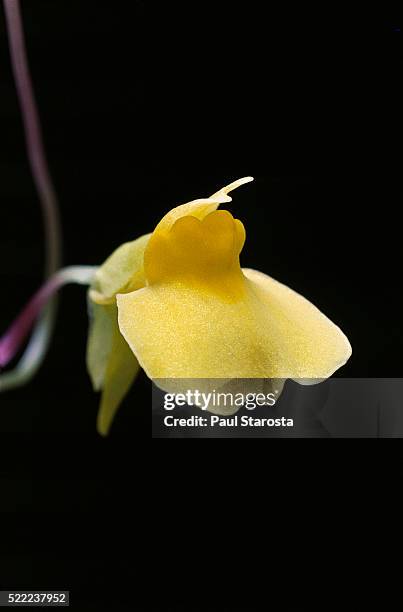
[1,0,62,372]
[3,0,62,277]
[0,274,63,368]
[0,265,96,373]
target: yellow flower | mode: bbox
[87,177,351,434]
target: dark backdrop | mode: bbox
[0,2,401,609]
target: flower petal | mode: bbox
[154,177,254,232]
[242,268,352,379]
[116,269,351,381]
[90,233,151,304]
[96,313,139,436]
[144,210,246,291]
[87,234,150,432]
[86,302,115,391]
[86,302,139,434]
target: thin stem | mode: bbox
[2,0,62,386]
[3,0,62,276]
[0,267,97,369]
[0,267,97,391]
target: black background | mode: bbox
[0,1,402,609]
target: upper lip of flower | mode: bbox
[143,209,247,299]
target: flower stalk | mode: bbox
[1,0,62,388]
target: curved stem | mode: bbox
[0,267,97,391]
[2,0,62,386]
[3,0,62,275]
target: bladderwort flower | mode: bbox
[0,1,351,436]
[1,177,352,435]
[87,177,351,434]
